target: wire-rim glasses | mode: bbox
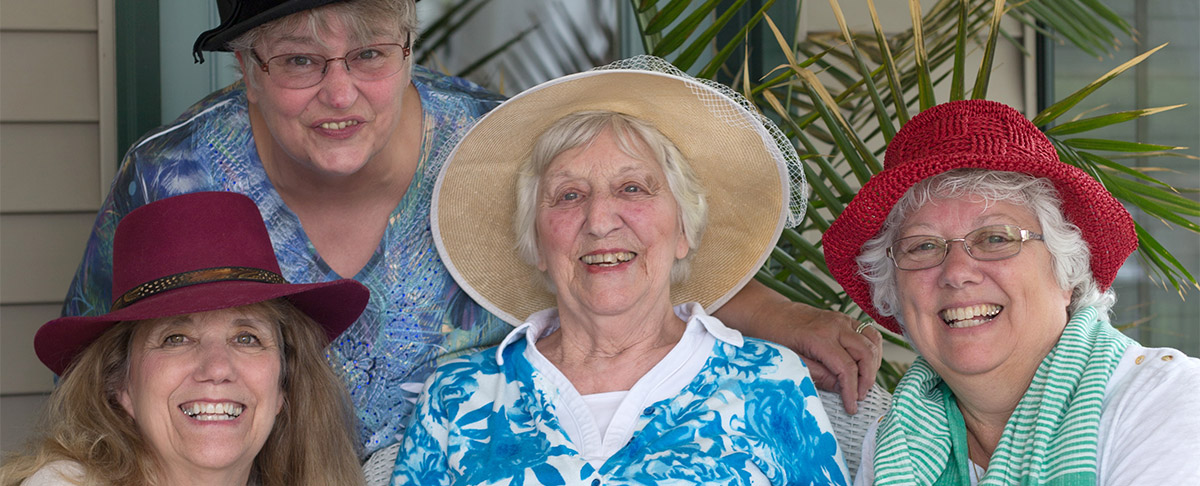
[887,224,1044,271]
[251,34,412,89]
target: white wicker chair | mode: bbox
[362,384,890,485]
[819,384,891,481]
[363,442,399,486]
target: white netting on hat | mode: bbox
[592,55,808,228]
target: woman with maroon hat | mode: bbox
[823,99,1200,485]
[60,0,880,459]
[2,192,368,486]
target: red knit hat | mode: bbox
[35,192,369,375]
[822,99,1137,334]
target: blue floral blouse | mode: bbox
[59,66,513,456]
[392,303,849,485]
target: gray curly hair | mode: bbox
[856,169,1114,332]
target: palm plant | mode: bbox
[418,0,617,93]
[626,0,1199,389]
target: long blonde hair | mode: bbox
[1,299,363,486]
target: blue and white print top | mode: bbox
[392,303,849,485]
[60,66,512,457]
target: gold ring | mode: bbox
[855,322,871,334]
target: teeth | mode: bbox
[939,304,1002,329]
[580,252,635,266]
[319,120,359,130]
[181,402,244,421]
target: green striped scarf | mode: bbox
[873,306,1132,485]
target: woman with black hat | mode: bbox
[2,192,367,486]
[61,0,879,459]
[823,100,1200,485]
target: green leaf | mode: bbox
[1071,150,1181,191]
[867,0,910,123]
[1045,105,1187,135]
[828,0,897,141]
[1063,138,1181,153]
[674,0,752,71]
[909,0,937,110]
[768,247,842,303]
[969,0,1005,99]
[652,0,723,57]
[1034,43,1167,126]
[699,0,777,79]
[755,269,822,306]
[642,0,692,35]
[950,0,970,100]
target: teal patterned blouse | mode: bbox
[60,66,514,457]
[392,304,849,485]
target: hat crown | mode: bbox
[885,99,1058,171]
[110,192,282,303]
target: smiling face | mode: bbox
[535,129,690,318]
[894,197,1072,383]
[240,15,413,178]
[118,306,284,481]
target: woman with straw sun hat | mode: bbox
[390,57,849,485]
[63,0,877,459]
[2,192,367,486]
[823,99,1200,485]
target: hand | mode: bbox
[715,280,883,414]
[769,304,882,415]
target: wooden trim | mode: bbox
[98,0,117,199]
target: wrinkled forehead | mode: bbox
[256,7,406,50]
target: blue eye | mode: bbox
[623,185,641,193]
[561,191,579,201]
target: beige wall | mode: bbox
[0,0,116,452]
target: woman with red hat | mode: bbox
[60,0,880,459]
[823,99,1200,485]
[2,192,368,486]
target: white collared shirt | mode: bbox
[495,302,744,466]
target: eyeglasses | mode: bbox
[251,35,412,89]
[887,224,1044,271]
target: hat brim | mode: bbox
[195,0,350,53]
[36,278,367,376]
[433,69,788,325]
[823,151,1137,334]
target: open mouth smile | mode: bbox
[318,120,359,130]
[180,401,245,421]
[580,252,636,267]
[939,304,1002,329]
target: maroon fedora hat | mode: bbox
[823,99,1137,334]
[35,191,369,375]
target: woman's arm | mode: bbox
[714,279,882,413]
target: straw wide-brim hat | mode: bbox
[433,58,802,326]
[36,191,369,376]
[823,99,1137,334]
